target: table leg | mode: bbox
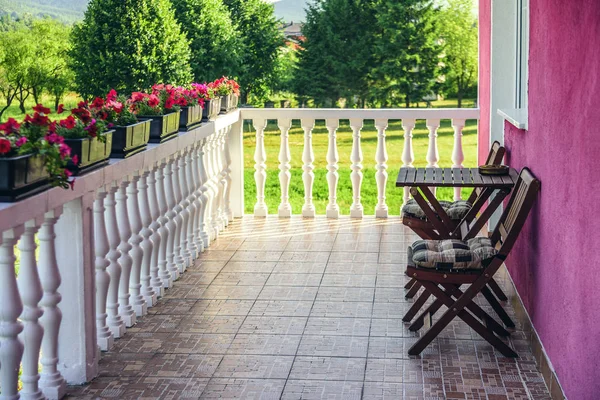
[410,186,453,237]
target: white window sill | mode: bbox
[498,108,528,130]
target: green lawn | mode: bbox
[242,101,478,215]
[0,92,81,123]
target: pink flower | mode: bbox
[107,89,118,102]
[59,143,71,159]
[71,154,79,165]
[15,137,27,147]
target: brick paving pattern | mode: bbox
[67,217,552,399]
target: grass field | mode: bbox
[0,93,81,123]
[242,99,478,215]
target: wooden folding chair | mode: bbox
[405,168,540,357]
[403,141,507,300]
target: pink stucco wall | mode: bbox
[477,0,491,165]
[501,1,600,398]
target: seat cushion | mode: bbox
[401,199,472,221]
[411,237,498,270]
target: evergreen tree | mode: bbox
[223,0,283,103]
[372,0,443,107]
[171,0,241,82]
[69,0,192,98]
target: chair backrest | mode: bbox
[485,141,506,166]
[490,168,541,257]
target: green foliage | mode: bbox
[0,25,32,118]
[438,0,478,107]
[223,0,284,103]
[171,0,240,83]
[371,0,443,107]
[272,44,298,94]
[69,0,192,98]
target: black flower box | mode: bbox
[179,104,203,131]
[0,153,50,202]
[65,131,114,175]
[202,98,221,122]
[220,94,239,114]
[110,120,151,159]
[138,111,181,144]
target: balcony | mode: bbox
[0,108,551,399]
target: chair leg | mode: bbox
[405,281,421,299]
[488,278,508,301]
[409,298,443,331]
[481,286,515,328]
[404,278,416,290]
[403,290,431,322]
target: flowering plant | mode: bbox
[90,89,138,126]
[56,101,110,143]
[128,84,185,116]
[191,83,212,101]
[173,86,205,108]
[208,77,240,97]
[0,104,75,189]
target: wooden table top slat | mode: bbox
[396,167,518,188]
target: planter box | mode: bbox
[65,131,114,175]
[139,111,181,143]
[179,104,203,131]
[220,94,239,114]
[202,98,221,122]
[0,153,49,202]
[110,120,151,159]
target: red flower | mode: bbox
[72,107,92,124]
[0,118,20,134]
[77,100,88,108]
[59,143,71,159]
[48,121,57,134]
[147,94,160,108]
[91,97,105,109]
[0,138,11,154]
[33,104,52,115]
[131,92,146,102]
[85,120,98,137]
[107,89,118,102]
[60,115,77,129]
[31,112,50,127]
[45,133,64,145]
[57,104,65,114]
[165,96,175,110]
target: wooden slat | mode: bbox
[442,168,452,185]
[396,168,409,186]
[406,168,417,185]
[481,173,494,186]
[451,168,463,186]
[470,169,484,186]
[416,168,426,184]
[423,168,437,184]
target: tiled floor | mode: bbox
[67,217,551,399]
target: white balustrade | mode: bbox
[171,154,186,274]
[301,119,316,218]
[164,158,180,281]
[452,119,466,201]
[155,161,173,289]
[138,170,158,306]
[116,180,136,327]
[218,129,229,228]
[210,132,223,237]
[198,138,211,246]
[375,119,389,218]
[326,118,340,219]
[127,174,147,317]
[401,118,416,204]
[349,118,364,219]
[93,191,113,351]
[183,150,198,260]
[222,126,234,224]
[190,143,205,255]
[278,119,292,217]
[204,136,217,240]
[253,118,268,217]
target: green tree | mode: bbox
[0,26,33,117]
[171,0,241,82]
[438,0,477,107]
[69,0,192,98]
[223,0,284,103]
[371,0,443,107]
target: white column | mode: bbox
[127,174,147,317]
[198,139,211,247]
[176,152,192,270]
[138,170,157,306]
[253,118,268,217]
[38,209,67,399]
[301,119,315,218]
[116,180,136,327]
[349,118,364,219]
[171,153,186,274]
[184,149,199,260]
[148,164,165,296]
[426,119,441,196]
[326,118,340,219]
[278,118,292,217]
[104,186,125,338]
[452,119,466,201]
[155,161,173,288]
[222,126,234,223]
[164,157,180,281]
[228,119,245,218]
[218,129,229,228]
[203,136,216,241]
[190,143,205,253]
[210,133,223,237]
[17,220,44,400]
[401,119,416,204]
[93,192,113,351]
[374,118,389,218]
[0,228,23,400]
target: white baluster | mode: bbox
[127,174,147,317]
[218,130,228,228]
[203,136,216,241]
[93,192,113,351]
[139,170,158,306]
[401,119,416,204]
[198,139,211,247]
[148,164,166,295]
[104,185,125,338]
[253,118,268,217]
[164,157,180,281]
[116,180,136,327]
[301,119,316,218]
[452,119,466,201]
[211,133,222,237]
[375,119,389,218]
[191,144,205,252]
[38,210,67,399]
[171,153,186,274]
[17,220,44,400]
[222,126,234,224]
[276,118,292,217]
[350,118,364,219]
[0,228,23,400]
[326,118,340,219]
[184,149,199,260]
[176,152,191,270]
[426,119,440,196]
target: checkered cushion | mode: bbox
[402,199,472,221]
[411,237,498,270]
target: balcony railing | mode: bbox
[0,107,478,399]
